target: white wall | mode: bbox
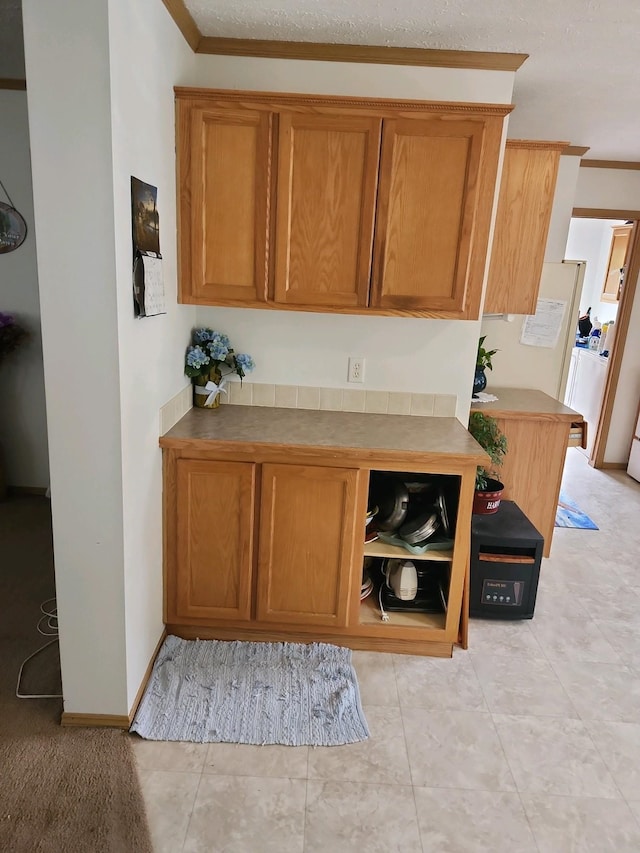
[108,0,197,709]
[565,217,623,323]
[0,91,49,489]
[572,166,640,465]
[190,56,516,422]
[23,0,128,715]
[22,0,196,715]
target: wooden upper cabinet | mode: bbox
[177,98,272,304]
[175,88,510,318]
[371,115,487,314]
[170,459,256,623]
[601,224,632,303]
[256,463,362,627]
[484,140,567,315]
[274,112,381,308]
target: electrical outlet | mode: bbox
[348,357,365,383]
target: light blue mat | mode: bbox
[555,491,598,529]
[131,636,369,746]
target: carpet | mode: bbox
[131,635,370,746]
[555,491,599,529]
[0,495,152,853]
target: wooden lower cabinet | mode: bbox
[164,448,477,656]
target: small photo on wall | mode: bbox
[131,176,160,255]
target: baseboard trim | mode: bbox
[61,629,167,728]
[127,628,167,724]
[599,462,628,470]
[8,485,49,496]
[61,712,131,728]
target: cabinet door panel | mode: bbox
[172,459,256,622]
[256,464,360,626]
[274,112,381,308]
[178,101,271,303]
[485,142,564,315]
[601,225,632,303]
[371,116,485,313]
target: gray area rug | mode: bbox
[130,635,369,746]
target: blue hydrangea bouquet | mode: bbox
[185,328,255,408]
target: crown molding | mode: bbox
[572,207,640,219]
[562,145,590,156]
[505,139,569,151]
[174,86,513,116]
[161,0,201,51]
[196,37,528,70]
[580,159,640,170]
[0,78,27,91]
[159,1,527,70]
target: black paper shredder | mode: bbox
[470,500,544,620]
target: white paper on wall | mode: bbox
[519,298,567,348]
[140,253,165,317]
[133,251,166,318]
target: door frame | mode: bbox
[571,206,640,468]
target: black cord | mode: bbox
[0,177,16,208]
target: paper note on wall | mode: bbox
[519,298,567,348]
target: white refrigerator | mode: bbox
[480,261,586,402]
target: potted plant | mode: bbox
[185,328,255,408]
[473,335,498,397]
[468,410,507,514]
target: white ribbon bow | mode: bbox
[204,375,229,406]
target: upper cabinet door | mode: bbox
[370,115,488,316]
[274,112,382,308]
[601,224,633,303]
[484,140,566,315]
[177,99,272,304]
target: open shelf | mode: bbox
[363,541,453,562]
[359,592,446,631]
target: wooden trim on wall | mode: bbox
[8,485,48,496]
[599,462,628,470]
[61,713,131,728]
[160,0,201,51]
[0,78,26,90]
[572,208,640,220]
[127,629,167,724]
[506,139,569,152]
[195,37,528,70]
[174,87,513,116]
[562,145,590,156]
[591,218,640,468]
[581,159,640,171]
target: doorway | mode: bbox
[564,208,640,468]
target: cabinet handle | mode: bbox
[478,554,536,564]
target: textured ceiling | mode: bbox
[3,1,640,160]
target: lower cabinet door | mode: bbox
[256,463,361,627]
[171,458,256,622]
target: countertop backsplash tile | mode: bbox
[216,382,457,418]
[162,383,456,430]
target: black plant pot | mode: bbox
[473,368,487,398]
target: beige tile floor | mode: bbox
[132,449,640,852]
